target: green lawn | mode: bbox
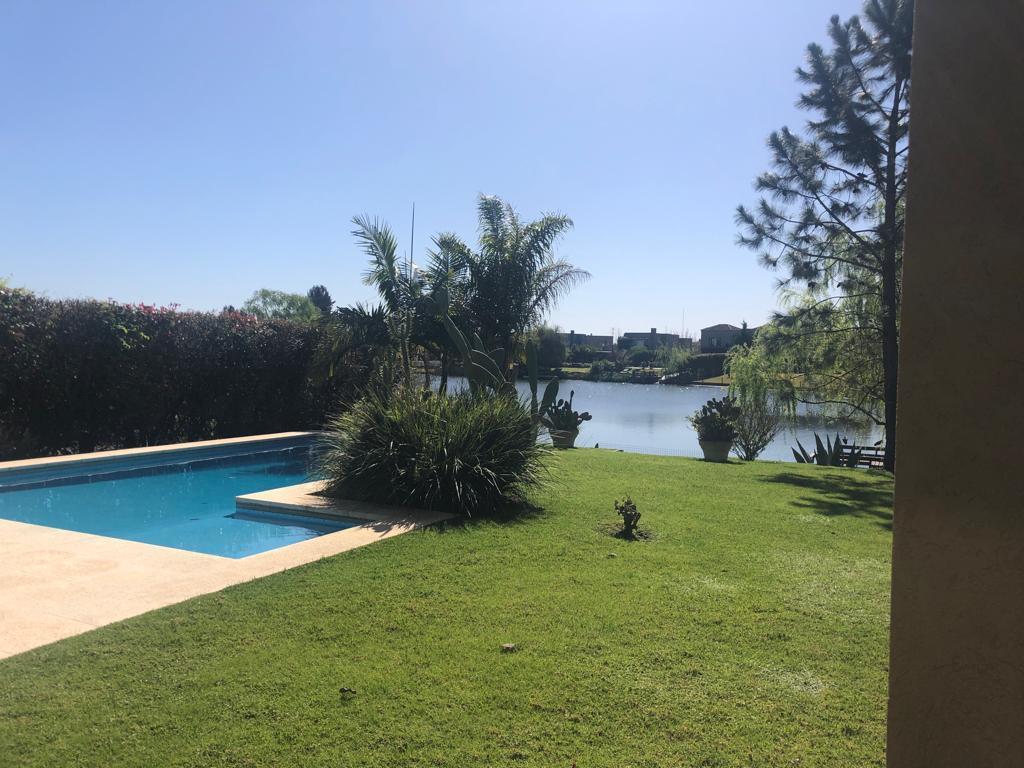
[0,451,893,767]
[696,374,733,386]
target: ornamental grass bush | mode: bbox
[317,388,548,516]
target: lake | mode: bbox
[447,377,881,461]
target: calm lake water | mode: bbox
[447,377,881,462]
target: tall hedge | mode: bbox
[0,290,340,459]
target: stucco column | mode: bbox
[887,1,1024,765]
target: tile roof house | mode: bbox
[620,328,692,350]
[700,324,757,352]
[557,331,614,350]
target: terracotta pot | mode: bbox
[698,439,732,462]
[550,428,579,449]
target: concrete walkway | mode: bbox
[0,484,448,658]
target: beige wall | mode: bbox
[888,1,1024,765]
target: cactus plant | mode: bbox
[540,390,592,448]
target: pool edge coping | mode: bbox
[0,431,318,474]
[235,480,429,522]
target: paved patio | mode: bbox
[0,482,447,658]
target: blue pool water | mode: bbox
[0,445,357,558]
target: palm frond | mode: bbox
[477,195,508,257]
[527,261,591,322]
[427,233,473,286]
[352,215,402,313]
[521,214,573,267]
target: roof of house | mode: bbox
[701,324,742,332]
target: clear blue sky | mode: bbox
[1,0,863,338]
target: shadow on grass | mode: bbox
[762,471,894,529]
[597,523,656,541]
[433,500,549,532]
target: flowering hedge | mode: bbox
[0,290,340,459]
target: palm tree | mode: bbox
[346,195,589,388]
[313,302,397,397]
[434,195,589,373]
[419,232,472,392]
[350,214,419,385]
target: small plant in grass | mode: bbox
[614,496,641,540]
[318,388,548,517]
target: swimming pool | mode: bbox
[0,436,357,558]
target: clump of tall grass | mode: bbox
[317,388,548,516]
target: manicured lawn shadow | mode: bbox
[762,470,894,529]
[434,500,549,531]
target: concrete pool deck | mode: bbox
[0,443,450,659]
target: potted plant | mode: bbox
[541,390,592,449]
[688,396,740,462]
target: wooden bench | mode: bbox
[840,443,886,469]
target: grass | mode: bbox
[696,374,732,385]
[0,451,893,767]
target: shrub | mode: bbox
[0,290,342,458]
[242,288,321,323]
[672,353,727,383]
[567,345,599,365]
[614,496,641,539]
[532,325,566,369]
[587,359,617,380]
[688,397,740,442]
[658,347,693,375]
[732,397,782,461]
[627,346,657,366]
[317,389,548,516]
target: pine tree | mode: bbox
[736,0,912,471]
[307,284,333,315]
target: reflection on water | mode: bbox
[445,377,881,461]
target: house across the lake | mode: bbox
[700,323,758,352]
[619,328,693,351]
[558,330,614,350]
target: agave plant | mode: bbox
[792,433,863,467]
[440,306,559,425]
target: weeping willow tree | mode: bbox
[728,278,887,428]
[736,0,912,471]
